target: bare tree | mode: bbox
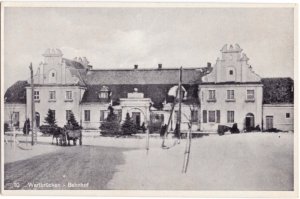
[180,97,200,173]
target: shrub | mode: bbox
[99,106,120,136]
[121,112,137,135]
[67,111,82,130]
[44,109,57,126]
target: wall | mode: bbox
[81,103,110,129]
[263,104,294,131]
[4,103,26,129]
[200,84,263,132]
[163,104,200,131]
[26,86,85,127]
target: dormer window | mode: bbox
[99,86,110,99]
[100,92,109,99]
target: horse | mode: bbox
[52,127,65,145]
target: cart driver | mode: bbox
[66,120,73,130]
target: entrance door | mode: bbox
[245,113,254,129]
[266,116,273,130]
[132,112,141,127]
[36,112,40,127]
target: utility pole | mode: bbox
[29,63,37,145]
[161,86,179,148]
[177,66,183,144]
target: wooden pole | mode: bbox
[13,127,16,151]
[29,63,36,146]
[177,67,183,144]
[182,124,192,173]
[161,84,179,148]
[146,117,149,154]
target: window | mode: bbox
[204,110,220,123]
[229,70,233,75]
[66,110,72,120]
[208,90,216,100]
[99,86,110,99]
[84,110,90,121]
[286,113,290,118]
[66,91,72,99]
[247,90,254,100]
[191,110,198,123]
[49,91,56,99]
[51,110,56,120]
[203,110,207,123]
[100,110,105,121]
[34,91,39,99]
[208,111,216,122]
[227,90,234,99]
[227,111,234,123]
[99,92,109,99]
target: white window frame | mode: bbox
[99,92,109,99]
[246,90,255,100]
[84,110,90,122]
[66,91,72,99]
[208,110,216,123]
[227,90,234,100]
[66,110,72,121]
[34,91,39,100]
[227,111,234,123]
[49,91,56,100]
[208,90,216,100]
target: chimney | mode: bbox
[158,64,162,70]
[207,62,211,67]
[134,65,138,70]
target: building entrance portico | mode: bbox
[119,88,152,125]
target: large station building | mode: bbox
[4,45,294,132]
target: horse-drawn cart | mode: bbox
[63,128,82,146]
[52,126,82,146]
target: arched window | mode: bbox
[49,69,57,84]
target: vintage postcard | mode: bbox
[1,2,298,197]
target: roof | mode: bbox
[79,68,211,85]
[4,81,28,104]
[63,58,85,69]
[261,77,294,104]
[81,84,199,109]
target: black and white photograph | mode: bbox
[1,2,298,197]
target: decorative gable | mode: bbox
[202,44,261,84]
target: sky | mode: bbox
[3,6,294,91]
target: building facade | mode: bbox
[200,44,263,131]
[4,45,294,132]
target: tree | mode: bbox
[99,106,120,135]
[68,111,81,129]
[44,109,57,126]
[121,112,137,135]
